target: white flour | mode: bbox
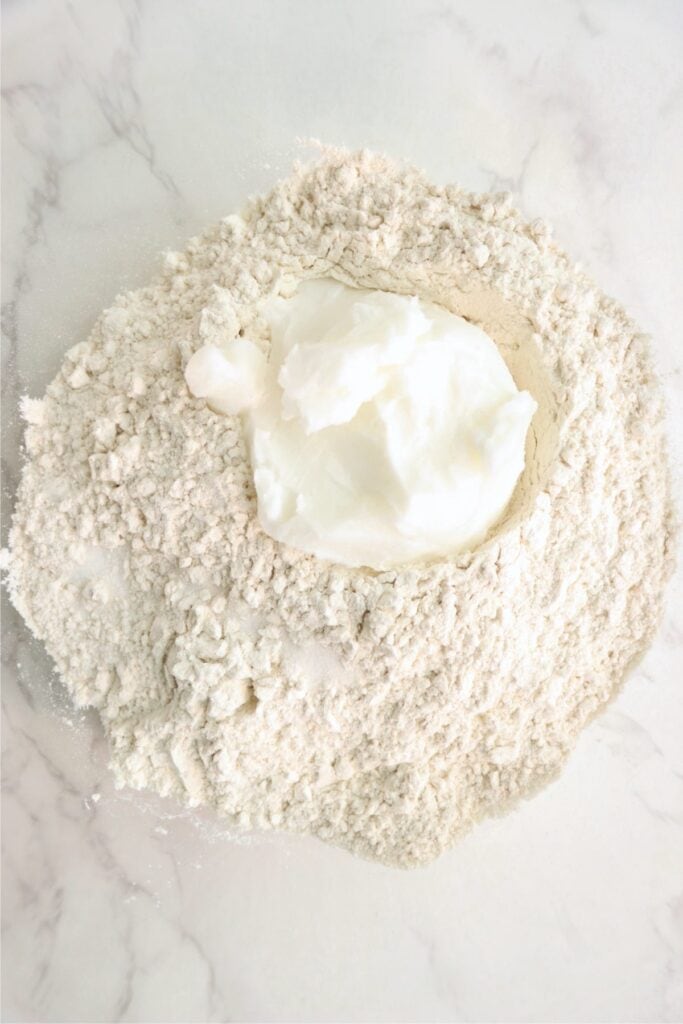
[7,148,675,867]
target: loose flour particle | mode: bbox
[6,147,675,866]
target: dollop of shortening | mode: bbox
[185,279,537,569]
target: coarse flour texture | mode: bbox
[7,148,675,867]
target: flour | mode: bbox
[6,147,675,867]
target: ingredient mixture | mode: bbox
[186,278,537,569]
[6,147,674,867]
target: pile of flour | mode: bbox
[7,147,675,867]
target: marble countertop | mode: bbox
[2,1,682,1021]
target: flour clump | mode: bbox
[6,147,675,867]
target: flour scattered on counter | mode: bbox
[6,147,675,866]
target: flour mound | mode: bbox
[7,148,675,867]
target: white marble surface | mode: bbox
[2,1,682,1021]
